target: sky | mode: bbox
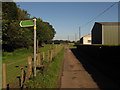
[16,2,118,41]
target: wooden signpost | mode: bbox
[20,20,34,27]
[33,18,37,77]
[37,40,39,53]
[20,19,37,77]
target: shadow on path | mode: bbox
[71,48,119,89]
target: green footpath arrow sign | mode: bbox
[20,19,37,77]
[20,20,34,27]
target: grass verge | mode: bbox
[68,44,76,48]
[2,44,61,86]
[26,48,65,88]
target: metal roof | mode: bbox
[83,34,91,38]
[95,22,120,25]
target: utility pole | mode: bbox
[68,35,69,41]
[74,34,75,42]
[75,33,77,42]
[79,27,81,40]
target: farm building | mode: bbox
[80,34,92,44]
[92,22,120,45]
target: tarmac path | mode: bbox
[60,46,119,89]
[60,46,99,88]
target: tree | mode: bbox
[2,2,33,51]
[17,8,30,20]
[0,4,2,45]
[36,18,56,45]
[2,2,19,21]
[2,2,56,51]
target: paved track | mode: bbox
[60,46,99,88]
[60,46,119,88]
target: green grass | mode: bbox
[26,48,65,88]
[2,44,62,85]
[3,48,33,85]
[68,43,76,48]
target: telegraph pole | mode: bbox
[79,26,81,40]
[68,35,69,41]
[75,33,77,42]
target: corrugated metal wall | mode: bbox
[102,25,118,45]
[118,25,120,45]
[118,1,120,45]
[92,23,102,44]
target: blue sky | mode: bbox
[16,2,118,41]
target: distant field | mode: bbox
[2,44,63,86]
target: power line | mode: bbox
[81,2,118,28]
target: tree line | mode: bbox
[0,1,2,46]
[2,2,56,52]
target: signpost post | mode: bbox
[33,18,37,77]
[20,19,37,77]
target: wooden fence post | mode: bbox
[21,68,24,87]
[50,50,53,62]
[2,63,7,89]
[42,52,45,61]
[56,45,58,55]
[48,50,49,61]
[49,50,51,62]
[36,53,41,66]
[27,56,32,78]
[54,46,56,57]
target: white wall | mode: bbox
[83,35,91,44]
